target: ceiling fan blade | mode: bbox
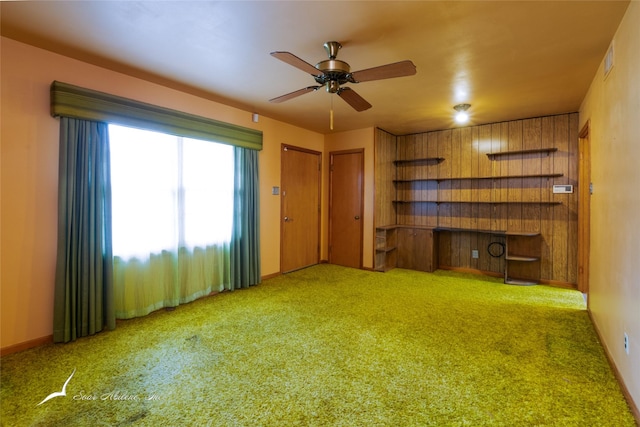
[269,86,321,103]
[337,87,372,112]
[350,60,417,83]
[270,51,321,76]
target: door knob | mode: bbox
[354,215,360,220]
[284,216,293,222]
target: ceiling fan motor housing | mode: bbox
[315,59,351,92]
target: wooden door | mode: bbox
[281,145,321,273]
[329,150,364,269]
[578,122,591,294]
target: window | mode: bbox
[52,82,261,335]
[109,124,234,260]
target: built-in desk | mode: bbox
[375,226,541,285]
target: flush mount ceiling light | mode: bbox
[453,103,471,124]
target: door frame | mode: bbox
[578,121,591,295]
[280,144,322,273]
[328,148,364,269]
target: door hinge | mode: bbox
[589,182,594,195]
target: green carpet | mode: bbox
[1,265,636,426]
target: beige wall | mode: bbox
[324,128,376,269]
[579,1,639,410]
[0,37,325,349]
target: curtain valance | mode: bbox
[50,81,262,151]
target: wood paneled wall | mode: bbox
[374,113,579,285]
[374,129,397,228]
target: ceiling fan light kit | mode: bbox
[269,41,417,116]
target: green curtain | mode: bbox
[230,147,261,289]
[53,118,115,343]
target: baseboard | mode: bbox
[1,335,53,357]
[588,311,640,425]
[261,271,281,280]
[538,278,577,290]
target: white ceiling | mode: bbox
[1,1,630,135]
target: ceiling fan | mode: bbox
[269,41,417,112]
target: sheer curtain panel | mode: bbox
[109,125,234,318]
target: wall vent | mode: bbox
[604,42,614,79]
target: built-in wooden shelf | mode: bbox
[504,231,541,237]
[393,173,563,183]
[375,224,398,230]
[435,227,506,235]
[393,157,445,165]
[394,224,436,230]
[504,278,538,286]
[393,200,562,205]
[486,148,558,159]
[375,226,398,272]
[504,232,542,286]
[506,255,540,262]
[434,227,541,237]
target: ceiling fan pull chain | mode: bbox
[330,94,334,130]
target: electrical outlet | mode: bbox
[624,332,629,355]
[471,249,479,259]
